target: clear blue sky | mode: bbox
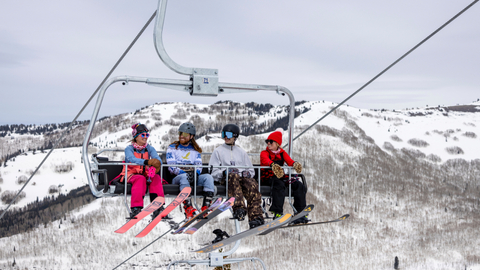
[1,0,479,125]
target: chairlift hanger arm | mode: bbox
[83,0,297,198]
[154,0,193,76]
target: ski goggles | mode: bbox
[178,132,192,137]
[132,123,149,138]
[265,139,275,144]
[140,133,150,138]
[221,131,234,139]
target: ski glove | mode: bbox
[271,163,284,178]
[147,158,161,173]
[241,170,251,178]
[223,168,240,179]
[227,168,239,175]
[293,162,302,173]
[147,167,156,182]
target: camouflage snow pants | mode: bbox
[227,173,263,221]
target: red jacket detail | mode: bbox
[116,151,150,183]
[260,147,295,182]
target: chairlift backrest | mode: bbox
[82,0,297,199]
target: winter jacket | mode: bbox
[209,143,255,182]
[116,144,161,182]
[166,143,202,175]
[260,147,295,182]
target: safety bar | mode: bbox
[82,76,295,198]
[92,148,261,158]
[90,155,300,214]
[161,163,298,212]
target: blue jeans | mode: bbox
[172,173,215,193]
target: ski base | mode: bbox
[114,196,165,234]
[135,187,192,238]
[184,197,235,235]
[277,214,350,230]
[258,204,314,235]
[193,213,292,253]
[171,197,223,235]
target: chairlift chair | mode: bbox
[82,0,308,267]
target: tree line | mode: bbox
[0,185,94,238]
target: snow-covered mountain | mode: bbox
[1,100,480,270]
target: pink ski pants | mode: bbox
[128,174,165,208]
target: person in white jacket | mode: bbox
[209,124,264,229]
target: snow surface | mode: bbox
[0,148,87,209]
[1,100,480,269]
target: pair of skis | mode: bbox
[172,197,236,235]
[274,213,350,230]
[193,205,350,253]
[193,205,314,253]
[115,187,235,237]
[115,187,191,237]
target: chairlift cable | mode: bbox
[283,0,478,149]
[112,226,175,270]
[0,11,157,220]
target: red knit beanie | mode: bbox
[267,131,282,145]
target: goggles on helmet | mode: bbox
[178,131,191,137]
[221,131,234,139]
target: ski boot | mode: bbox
[231,208,247,221]
[183,199,198,220]
[212,229,230,244]
[248,216,265,229]
[290,215,310,225]
[201,191,214,213]
[129,207,143,219]
[151,206,171,221]
[271,211,283,220]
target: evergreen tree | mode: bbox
[394,256,399,269]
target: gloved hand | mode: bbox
[223,168,239,178]
[271,163,284,178]
[293,162,302,173]
[228,168,239,175]
[179,167,193,175]
[241,170,251,178]
[147,158,161,173]
[147,166,156,179]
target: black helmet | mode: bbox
[132,123,149,138]
[222,124,240,138]
[179,122,196,136]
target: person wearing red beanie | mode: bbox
[267,131,283,145]
[260,129,309,224]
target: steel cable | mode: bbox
[115,2,479,267]
[283,0,478,149]
[0,11,157,220]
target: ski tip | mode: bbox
[340,214,350,220]
[184,227,197,234]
